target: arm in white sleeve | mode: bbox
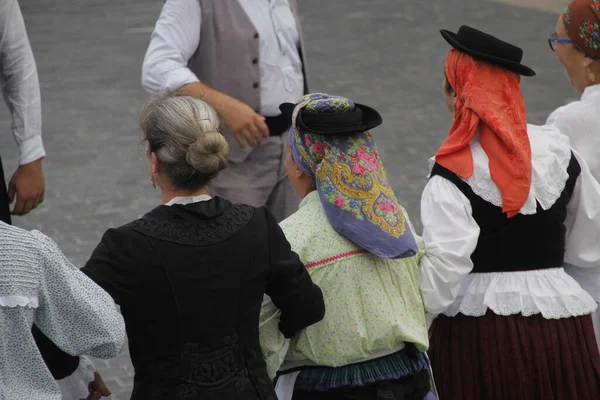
[419,175,480,315]
[142,0,202,93]
[0,0,45,165]
[259,295,289,380]
[564,150,600,268]
[32,231,126,359]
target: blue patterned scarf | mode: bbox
[288,93,417,259]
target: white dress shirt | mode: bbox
[547,85,600,180]
[546,84,600,348]
[419,124,600,318]
[142,0,304,117]
[0,0,45,165]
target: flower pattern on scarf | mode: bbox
[579,20,600,49]
[288,93,417,258]
[562,0,600,59]
[564,6,571,25]
[315,134,405,236]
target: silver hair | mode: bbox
[140,93,230,190]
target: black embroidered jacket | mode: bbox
[76,197,324,400]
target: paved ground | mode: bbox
[0,0,576,398]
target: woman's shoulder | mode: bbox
[118,200,260,245]
[546,98,597,131]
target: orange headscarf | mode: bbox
[436,49,532,217]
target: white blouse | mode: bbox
[419,124,600,319]
[547,84,600,303]
[0,222,125,400]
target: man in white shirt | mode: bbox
[0,0,46,224]
[142,0,307,221]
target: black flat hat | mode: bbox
[279,102,383,136]
[440,25,536,77]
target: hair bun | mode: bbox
[185,131,230,175]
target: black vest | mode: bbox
[429,154,581,273]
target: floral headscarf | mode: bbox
[563,0,600,60]
[288,93,418,259]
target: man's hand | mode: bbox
[179,82,270,149]
[218,95,270,148]
[80,372,111,400]
[7,157,45,216]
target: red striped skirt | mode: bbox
[429,311,600,400]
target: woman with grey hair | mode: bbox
[47,93,325,400]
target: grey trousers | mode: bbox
[212,135,300,222]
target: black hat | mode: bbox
[279,101,383,136]
[440,25,536,77]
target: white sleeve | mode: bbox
[419,175,480,315]
[564,150,600,268]
[141,0,202,93]
[546,105,565,126]
[0,0,45,165]
[259,295,289,380]
[32,231,126,359]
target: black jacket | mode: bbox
[38,197,325,400]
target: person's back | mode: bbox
[75,93,325,400]
[82,198,324,399]
[0,222,125,399]
[260,94,432,400]
[273,192,428,367]
[545,0,600,353]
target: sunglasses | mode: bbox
[548,32,573,51]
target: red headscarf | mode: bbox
[436,49,532,217]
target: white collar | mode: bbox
[581,84,600,102]
[165,194,212,206]
[428,124,572,215]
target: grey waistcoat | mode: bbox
[191,0,307,163]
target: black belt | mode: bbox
[264,114,291,136]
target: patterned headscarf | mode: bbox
[563,0,600,60]
[436,50,531,218]
[288,93,418,259]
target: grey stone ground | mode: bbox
[0,0,576,398]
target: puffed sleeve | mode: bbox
[263,207,325,338]
[32,231,126,359]
[419,176,480,315]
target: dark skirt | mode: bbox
[292,368,431,400]
[0,154,11,224]
[429,310,600,400]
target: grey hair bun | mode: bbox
[185,131,230,175]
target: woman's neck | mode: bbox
[161,186,211,205]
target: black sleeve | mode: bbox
[32,325,79,379]
[80,227,140,305]
[263,208,325,338]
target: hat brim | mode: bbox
[279,102,383,136]
[440,30,536,77]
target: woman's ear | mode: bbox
[295,163,305,180]
[150,152,161,175]
[583,56,595,69]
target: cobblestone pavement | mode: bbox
[0,0,575,398]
